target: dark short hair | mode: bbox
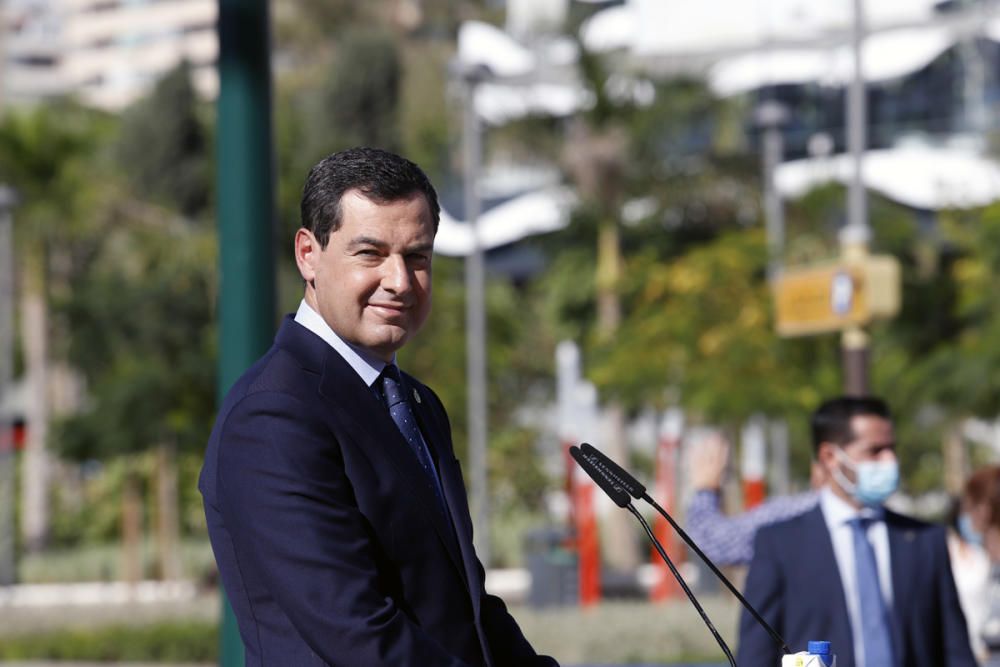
[300,147,440,247]
[964,465,1000,507]
[810,396,893,455]
[964,465,1000,530]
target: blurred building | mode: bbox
[576,0,1000,158]
[467,0,1000,212]
[2,0,217,110]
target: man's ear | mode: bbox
[817,442,838,470]
[294,228,319,285]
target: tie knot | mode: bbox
[849,515,876,531]
[381,365,406,407]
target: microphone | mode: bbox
[569,446,737,667]
[569,445,631,507]
[580,442,792,656]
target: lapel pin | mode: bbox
[413,388,421,404]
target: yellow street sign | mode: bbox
[773,256,901,337]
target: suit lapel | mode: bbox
[409,383,481,598]
[406,381,492,664]
[887,512,916,664]
[315,350,468,589]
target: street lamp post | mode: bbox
[755,100,789,282]
[457,63,491,566]
[842,0,871,397]
[0,185,19,587]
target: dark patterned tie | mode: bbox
[381,365,446,510]
[849,517,896,667]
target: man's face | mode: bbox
[821,414,897,495]
[295,190,435,362]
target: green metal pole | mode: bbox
[216,0,274,664]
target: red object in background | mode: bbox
[574,482,601,606]
[0,422,25,452]
[741,420,767,509]
[650,431,684,601]
[566,443,601,607]
[743,478,766,509]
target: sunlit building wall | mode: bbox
[3,0,217,110]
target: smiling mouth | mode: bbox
[368,303,409,317]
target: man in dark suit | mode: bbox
[200,147,558,666]
[737,396,976,667]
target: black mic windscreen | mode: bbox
[569,445,631,508]
[580,442,647,499]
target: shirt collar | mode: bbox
[820,486,884,527]
[294,300,391,388]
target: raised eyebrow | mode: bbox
[347,236,389,250]
[406,242,434,255]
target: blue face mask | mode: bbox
[958,514,983,546]
[831,448,899,507]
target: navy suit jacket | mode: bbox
[737,504,976,667]
[200,317,556,667]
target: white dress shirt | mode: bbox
[820,486,894,667]
[294,300,389,387]
[295,300,444,490]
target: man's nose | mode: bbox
[877,449,897,463]
[382,255,412,292]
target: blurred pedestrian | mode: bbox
[947,493,990,664]
[964,465,1000,665]
[684,431,820,566]
[737,396,976,667]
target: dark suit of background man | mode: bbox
[737,397,976,667]
[200,147,558,667]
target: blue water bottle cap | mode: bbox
[808,640,831,655]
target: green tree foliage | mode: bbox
[314,29,403,154]
[396,254,554,561]
[273,26,419,278]
[54,220,216,462]
[590,229,839,419]
[899,204,1000,418]
[865,202,1000,488]
[116,61,211,217]
[0,102,117,249]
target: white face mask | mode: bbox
[830,447,899,507]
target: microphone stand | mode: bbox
[569,445,737,666]
[580,442,791,655]
[625,504,737,667]
[640,491,791,655]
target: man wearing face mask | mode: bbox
[736,397,977,667]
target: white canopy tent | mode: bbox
[456,20,585,125]
[472,80,590,125]
[775,145,1000,210]
[457,20,537,78]
[581,0,943,58]
[576,0,990,97]
[709,25,954,96]
[434,186,577,257]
